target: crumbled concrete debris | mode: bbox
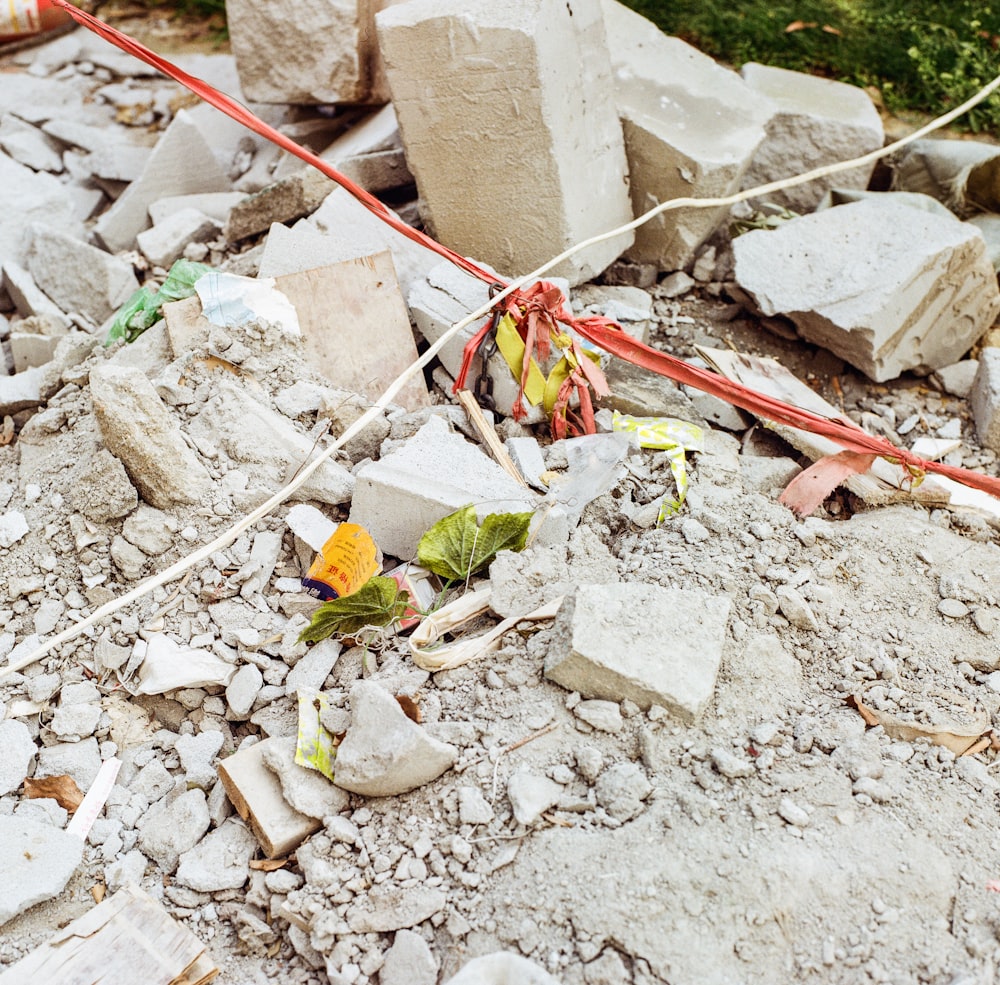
[380,929,438,985]
[0,720,35,795]
[175,818,256,892]
[507,768,563,825]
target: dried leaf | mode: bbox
[779,451,877,516]
[24,774,85,813]
[785,20,817,32]
[822,24,843,35]
[250,857,290,871]
[396,695,422,724]
[846,693,880,728]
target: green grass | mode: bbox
[621,0,1000,132]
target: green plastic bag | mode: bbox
[105,258,213,346]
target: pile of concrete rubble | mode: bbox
[5,1,1000,983]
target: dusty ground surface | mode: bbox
[3,15,1000,985]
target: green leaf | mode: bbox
[417,504,533,582]
[298,576,410,643]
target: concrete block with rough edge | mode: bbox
[136,208,220,269]
[601,0,772,272]
[740,62,884,213]
[732,199,1000,382]
[0,816,84,928]
[89,363,212,510]
[217,737,321,858]
[94,110,230,253]
[136,789,210,873]
[545,583,731,723]
[333,680,457,797]
[972,348,1000,453]
[26,225,139,328]
[376,0,633,286]
[260,735,350,820]
[380,929,438,985]
[442,953,561,985]
[2,261,71,329]
[227,0,401,105]
[348,416,537,560]
[174,818,257,892]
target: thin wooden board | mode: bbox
[695,345,952,508]
[0,884,217,985]
[276,251,430,412]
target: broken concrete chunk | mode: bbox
[35,738,102,790]
[0,720,36,796]
[89,363,212,509]
[345,884,447,933]
[137,789,210,873]
[217,738,321,857]
[228,0,395,105]
[0,510,30,549]
[2,261,71,330]
[94,110,231,253]
[69,447,139,523]
[740,62,884,213]
[0,816,84,928]
[594,762,651,821]
[175,818,256,892]
[380,928,438,985]
[732,199,1000,381]
[175,730,225,790]
[442,953,562,985]
[349,416,537,560]
[507,769,562,826]
[602,0,771,271]
[376,0,633,285]
[136,207,220,269]
[226,664,264,719]
[972,349,1000,454]
[546,583,731,724]
[0,114,64,173]
[260,735,349,819]
[26,225,140,328]
[334,680,458,797]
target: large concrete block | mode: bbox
[227,0,403,105]
[94,110,231,253]
[348,415,537,559]
[740,63,884,213]
[732,198,1000,381]
[601,0,771,272]
[545,583,731,723]
[376,0,634,286]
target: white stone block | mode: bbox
[546,582,731,723]
[348,415,537,559]
[228,0,402,105]
[601,0,771,271]
[733,199,1000,381]
[740,62,884,213]
[136,208,220,269]
[972,348,1000,453]
[94,110,231,253]
[377,0,634,285]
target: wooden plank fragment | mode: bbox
[0,884,217,985]
[695,345,952,508]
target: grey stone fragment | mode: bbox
[334,680,458,798]
[546,583,730,723]
[227,664,264,719]
[15,798,67,827]
[933,359,978,398]
[442,953,561,985]
[0,816,83,927]
[175,730,225,790]
[175,818,256,891]
[573,699,623,733]
[380,929,438,985]
[136,207,220,268]
[775,585,820,631]
[345,885,446,933]
[778,797,810,827]
[711,748,755,779]
[733,199,1000,382]
[90,363,211,509]
[972,348,1000,453]
[594,763,651,821]
[260,736,349,820]
[137,788,210,872]
[105,849,148,892]
[50,703,101,739]
[2,261,71,328]
[133,758,175,805]
[0,511,29,548]
[284,640,341,692]
[69,448,139,523]
[111,535,148,580]
[36,738,102,790]
[122,505,176,555]
[507,769,562,826]
[458,786,494,825]
[0,720,36,795]
[26,224,139,327]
